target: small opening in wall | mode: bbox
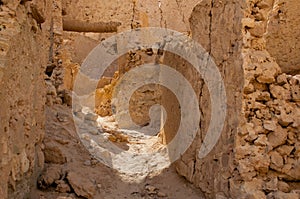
[62,9,67,16]
[45,64,56,77]
[0,25,6,31]
[20,0,28,5]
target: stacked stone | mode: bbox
[45,0,68,106]
[237,0,300,198]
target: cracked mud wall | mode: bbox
[235,0,300,198]
[175,0,300,198]
[0,0,54,198]
[35,0,299,198]
[37,0,300,198]
[265,0,300,74]
[59,0,201,122]
[61,0,199,33]
[175,1,245,198]
[57,1,245,198]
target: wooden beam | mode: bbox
[63,19,121,33]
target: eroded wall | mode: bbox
[41,0,300,199]
[0,0,52,198]
[175,1,245,198]
[175,0,300,198]
[59,0,201,123]
[235,0,300,198]
[266,0,300,74]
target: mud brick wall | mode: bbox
[0,0,53,198]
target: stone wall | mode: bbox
[235,0,300,198]
[39,0,300,198]
[59,0,201,123]
[0,0,52,198]
[175,0,245,198]
[265,0,300,74]
[175,0,300,198]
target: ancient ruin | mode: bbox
[0,0,299,198]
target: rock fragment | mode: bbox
[66,172,96,199]
[267,127,288,148]
[38,165,63,189]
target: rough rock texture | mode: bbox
[59,0,201,115]
[235,0,300,198]
[51,0,299,198]
[174,1,244,198]
[175,0,300,198]
[2,0,299,198]
[266,0,300,74]
[66,172,96,199]
[33,104,205,199]
[0,0,51,198]
[61,0,199,34]
[59,0,202,125]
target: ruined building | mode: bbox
[0,0,299,199]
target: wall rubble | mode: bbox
[236,0,300,198]
[19,0,299,198]
[175,0,300,198]
[175,1,244,198]
[0,0,53,198]
[56,1,300,198]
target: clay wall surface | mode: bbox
[0,0,54,198]
[175,1,244,198]
[266,0,300,74]
[1,0,298,198]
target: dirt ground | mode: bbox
[29,104,204,199]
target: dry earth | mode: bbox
[0,0,300,199]
[30,104,205,199]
